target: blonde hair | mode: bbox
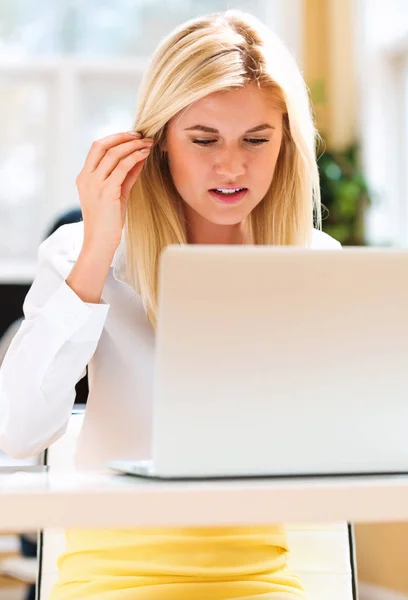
[126,10,322,327]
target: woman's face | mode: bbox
[164,83,284,231]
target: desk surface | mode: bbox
[0,469,408,530]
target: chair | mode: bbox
[36,412,358,600]
[36,410,84,600]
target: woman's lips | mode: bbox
[209,188,248,204]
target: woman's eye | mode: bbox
[193,139,217,145]
[192,138,269,146]
[245,138,269,145]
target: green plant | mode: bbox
[317,142,371,245]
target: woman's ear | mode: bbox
[158,123,169,153]
[159,137,168,152]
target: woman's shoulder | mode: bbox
[32,221,86,282]
[38,220,85,263]
[38,221,121,268]
[37,221,127,287]
[311,228,342,249]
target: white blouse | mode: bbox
[0,222,341,468]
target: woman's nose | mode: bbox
[214,149,245,179]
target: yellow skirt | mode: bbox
[48,525,306,599]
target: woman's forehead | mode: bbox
[169,85,282,132]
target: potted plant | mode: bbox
[317,142,371,245]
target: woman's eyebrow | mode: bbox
[183,123,275,133]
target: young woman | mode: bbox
[0,9,341,600]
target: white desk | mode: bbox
[1,469,408,531]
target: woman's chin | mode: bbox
[206,212,246,226]
[182,198,253,227]
[204,203,251,225]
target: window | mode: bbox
[356,0,408,246]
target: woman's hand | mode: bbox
[75,131,153,254]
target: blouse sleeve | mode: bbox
[0,224,110,458]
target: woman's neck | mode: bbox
[185,210,251,245]
[188,226,245,245]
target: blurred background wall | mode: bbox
[1,1,408,599]
[304,0,357,151]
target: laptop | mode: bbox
[108,245,408,480]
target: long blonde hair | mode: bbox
[126,10,322,327]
